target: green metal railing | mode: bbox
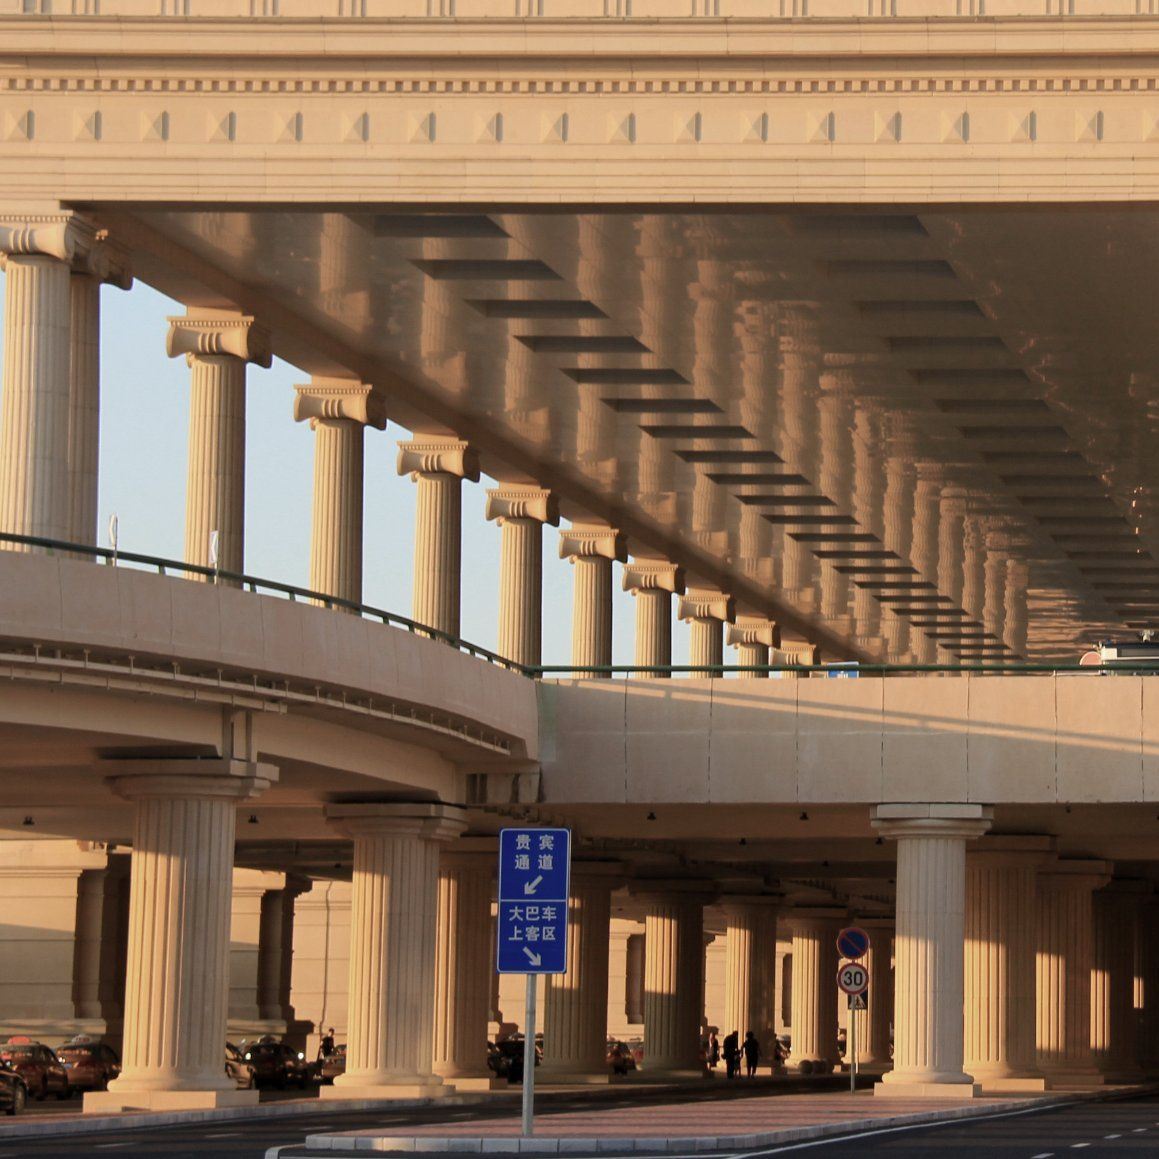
[2,531,1154,679]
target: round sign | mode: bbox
[836,926,870,960]
[837,961,869,996]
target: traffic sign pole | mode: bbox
[522,974,536,1137]
[849,1002,856,1094]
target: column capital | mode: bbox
[166,310,273,368]
[872,803,993,842]
[103,757,278,803]
[485,485,558,526]
[77,238,133,291]
[294,379,387,429]
[397,437,479,482]
[325,801,468,843]
[967,833,1055,869]
[622,559,684,595]
[559,524,627,564]
[727,617,780,649]
[0,213,96,264]
[678,587,735,625]
[775,643,819,666]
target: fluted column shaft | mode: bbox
[309,419,364,606]
[642,895,705,1073]
[723,903,777,1048]
[873,806,992,1095]
[413,472,462,636]
[542,874,615,1079]
[257,878,308,1024]
[688,620,723,668]
[87,760,276,1112]
[498,518,543,667]
[854,924,894,1068]
[573,556,613,673]
[1036,862,1110,1081]
[433,851,494,1082]
[964,845,1049,1088]
[324,803,467,1099]
[635,590,672,674]
[184,354,246,576]
[67,270,100,547]
[734,642,768,673]
[0,255,72,547]
[1091,887,1143,1079]
[789,914,841,1070]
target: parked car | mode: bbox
[225,1042,255,1090]
[242,1039,312,1089]
[606,1039,636,1075]
[56,1039,120,1092]
[317,1043,346,1085]
[486,1037,541,1083]
[0,1059,27,1116]
[0,1039,70,1101]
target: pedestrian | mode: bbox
[742,1030,761,1077]
[320,1027,336,1058]
[723,1029,740,1079]
[709,1031,720,1069]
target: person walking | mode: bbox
[320,1028,336,1058]
[708,1031,720,1070]
[723,1029,740,1079]
[742,1030,761,1077]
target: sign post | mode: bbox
[497,827,571,1138]
[835,928,870,1096]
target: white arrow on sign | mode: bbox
[523,947,543,967]
[523,875,544,896]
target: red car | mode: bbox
[0,1039,70,1101]
[56,1040,121,1092]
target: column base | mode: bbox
[634,1068,710,1082]
[875,1080,981,1099]
[444,1076,508,1092]
[537,1071,616,1085]
[320,1081,452,1101]
[84,1088,258,1114]
[977,1076,1050,1094]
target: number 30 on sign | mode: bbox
[837,962,869,996]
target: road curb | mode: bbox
[302,1092,1095,1153]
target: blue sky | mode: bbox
[0,273,693,667]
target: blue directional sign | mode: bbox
[836,926,871,961]
[496,828,571,974]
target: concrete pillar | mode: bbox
[257,876,310,1032]
[964,838,1051,1091]
[722,899,778,1052]
[678,588,735,671]
[542,866,619,1082]
[0,217,94,548]
[166,311,272,577]
[1091,882,1146,1081]
[433,848,495,1089]
[1036,860,1111,1085]
[872,803,992,1098]
[294,380,387,607]
[397,437,480,639]
[560,525,627,676]
[229,869,280,1034]
[74,852,131,1046]
[1139,897,1159,1074]
[788,910,842,1073]
[623,560,684,676]
[485,486,559,669]
[321,802,467,1100]
[727,618,779,677]
[86,758,277,1112]
[67,246,131,547]
[639,890,708,1075]
[853,919,893,1070]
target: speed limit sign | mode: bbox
[837,961,869,996]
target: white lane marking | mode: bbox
[1031,1153,1054,1158]
[1070,1145,1089,1150]
[263,1148,295,1159]
[1105,1134,1122,1139]
[724,1100,1084,1159]
[93,1146,131,1151]
[205,1132,242,1138]
[1134,1128,1149,1133]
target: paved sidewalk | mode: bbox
[303,1088,1090,1153]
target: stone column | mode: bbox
[964,837,1051,1091]
[722,898,778,1052]
[560,525,627,676]
[1036,860,1111,1085]
[775,642,819,679]
[294,379,387,607]
[638,889,708,1075]
[86,758,277,1113]
[853,918,893,1070]
[1091,882,1146,1081]
[397,437,480,639]
[788,910,843,1073]
[872,803,992,1098]
[678,588,735,671]
[321,802,467,1100]
[485,486,559,669]
[1139,897,1159,1074]
[541,865,620,1083]
[229,869,277,1033]
[433,846,495,1089]
[727,618,780,677]
[0,216,95,549]
[74,852,131,1045]
[68,244,131,548]
[166,311,272,578]
[623,560,684,676]
[257,876,311,1030]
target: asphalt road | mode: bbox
[0,1091,1156,1159]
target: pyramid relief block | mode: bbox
[141,111,169,142]
[543,113,569,143]
[276,112,303,143]
[676,112,702,144]
[342,112,369,143]
[609,113,636,144]
[741,112,768,143]
[1010,111,1037,143]
[73,111,101,142]
[942,111,970,144]
[4,110,34,142]
[875,111,902,143]
[479,113,504,144]
[209,112,236,143]
[1075,111,1104,143]
[411,112,436,143]
[808,110,835,143]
